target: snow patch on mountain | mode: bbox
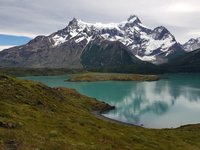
[142,34,175,55]
[135,55,156,62]
[75,37,85,43]
[52,35,68,46]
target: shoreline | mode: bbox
[92,110,141,127]
[92,102,142,127]
[93,103,200,129]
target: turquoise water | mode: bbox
[21,74,200,128]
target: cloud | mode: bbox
[0,0,200,43]
[167,2,200,13]
[187,30,200,38]
[0,45,15,51]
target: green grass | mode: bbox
[0,75,200,149]
[0,67,85,77]
[68,72,160,82]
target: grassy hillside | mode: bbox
[0,67,85,77]
[68,72,160,82]
[0,75,200,149]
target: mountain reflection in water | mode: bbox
[103,81,200,128]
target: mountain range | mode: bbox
[0,15,199,72]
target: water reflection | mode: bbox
[104,81,200,128]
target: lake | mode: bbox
[21,74,200,128]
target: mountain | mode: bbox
[182,37,200,52]
[162,48,200,73]
[80,39,159,73]
[0,15,185,69]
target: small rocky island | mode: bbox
[67,72,160,82]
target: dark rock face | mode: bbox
[81,40,135,69]
[0,121,18,129]
[151,26,172,40]
[0,37,86,68]
[80,38,158,73]
[124,15,142,27]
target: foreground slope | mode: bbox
[0,75,200,150]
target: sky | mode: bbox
[0,0,200,50]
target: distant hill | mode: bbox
[162,48,200,73]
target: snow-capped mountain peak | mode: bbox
[68,18,79,26]
[182,37,200,52]
[50,15,184,64]
[151,26,174,40]
[127,15,141,22]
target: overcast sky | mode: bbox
[0,0,200,46]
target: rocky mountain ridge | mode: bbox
[0,15,198,69]
[182,37,200,52]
